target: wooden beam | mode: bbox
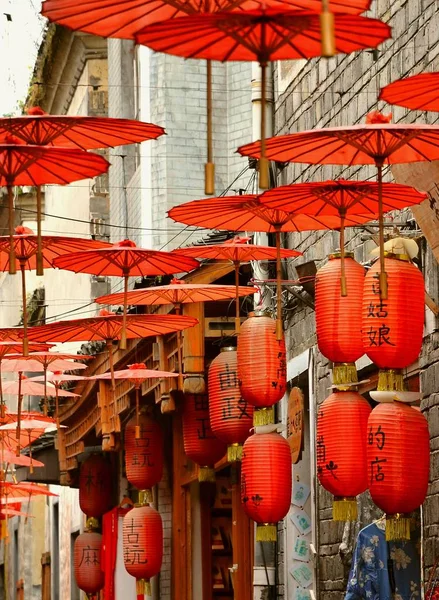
[183,302,205,394]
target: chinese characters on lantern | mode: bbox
[124,518,148,566]
[365,277,395,348]
[78,544,100,568]
[368,423,387,483]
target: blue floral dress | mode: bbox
[345,522,421,600]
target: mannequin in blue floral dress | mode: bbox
[345,520,421,600]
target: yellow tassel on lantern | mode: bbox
[378,369,404,392]
[253,407,275,426]
[227,443,243,462]
[85,517,99,532]
[198,466,215,482]
[256,523,277,542]
[0,520,7,540]
[136,578,152,597]
[333,363,358,386]
[333,497,358,521]
[386,514,411,541]
[138,489,153,506]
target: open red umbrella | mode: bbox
[239,111,439,297]
[89,363,177,437]
[136,9,391,187]
[173,237,301,333]
[0,411,55,454]
[53,239,199,349]
[1,448,44,469]
[0,108,164,272]
[168,195,369,337]
[0,482,58,503]
[379,73,439,112]
[96,278,258,386]
[42,0,371,194]
[0,420,61,466]
[0,141,109,275]
[260,179,428,293]
[0,226,110,355]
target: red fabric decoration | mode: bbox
[102,506,132,600]
[367,402,429,539]
[362,256,424,370]
[240,432,291,541]
[317,391,371,520]
[315,255,365,364]
[208,347,253,461]
[74,531,105,598]
[125,414,163,491]
[237,314,286,424]
[182,394,226,481]
[123,505,163,593]
[79,454,113,518]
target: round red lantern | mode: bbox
[79,454,113,518]
[367,402,429,540]
[315,254,365,384]
[74,531,105,598]
[125,413,163,502]
[317,390,371,520]
[237,312,286,426]
[241,432,291,541]
[182,393,226,482]
[362,255,424,390]
[123,504,163,596]
[208,347,253,461]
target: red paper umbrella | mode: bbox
[260,179,428,295]
[137,10,390,188]
[0,448,44,469]
[0,142,109,276]
[379,72,439,112]
[42,0,371,194]
[175,237,301,335]
[54,239,199,349]
[91,363,177,437]
[0,420,60,468]
[0,412,55,454]
[0,225,110,355]
[239,111,439,298]
[29,371,88,427]
[0,482,58,501]
[96,279,258,387]
[168,196,367,338]
[1,507,34,518]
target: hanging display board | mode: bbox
[287,387,305,464]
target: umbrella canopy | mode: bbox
[0,142,109,274]
[41,0,372,39]
[0,108,165,148]
[136,10,390,188]
[0,225,110,357]
[1,507,34,518]
[1,449,44,469]
[0,342,53,358]
[238,111,439,297]
[2,377,78,397]
[53,239,199,349]
[0,420,60,432]
[379,72,439,112]
[90,362,178,436]
[2,357,88,373]
[0,482,58,500]
[0,412,56,453]
[29,371,89,425]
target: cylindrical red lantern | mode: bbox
[315,255,365,384]
[182,393,226,482]
[79,454,113,518]
[367,402,429,540]
[123,505,163,596]
[208,347,253,461]
[237,312,286,425]
[74,531,105,599]
[241,432,291,541]
[362,256,424,390]
[125,413,163,502]
[317,390,371,520]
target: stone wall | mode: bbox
[273,0,439,597]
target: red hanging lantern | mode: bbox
[367,402,429,540]
[73,531,105,599]
[125,413,163,503]
[123,504,163,597]
[237,312,286,425]
[79,454,113,518]
[241,432,291,541]
[315,255,365,384]
[208,347,253,461]
[362,255,424,391]
[317,390,371,521]
[182,393,226,482]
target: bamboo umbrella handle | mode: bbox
[135,387,140,439]
[205,59,215,195]
[0,360,4,419]
[36,186,44,276]
[7,185,16,275]
[340,213,347,297]
[20,263,29,356]
[259,61,269,190]
[55,384,60,430]
[120,273,129,350]
[106,339,117,427]
[275,230,283,341]
[376,163,388,300]
[42,367,48,417]
[16,372,23,457]
[234,261,241,334]
[320,0,335,57]
[175,304,184,390]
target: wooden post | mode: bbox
[98,380,115,452]
[232,464,254,600]
[182,302,205,394]
[157,335,175,413]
